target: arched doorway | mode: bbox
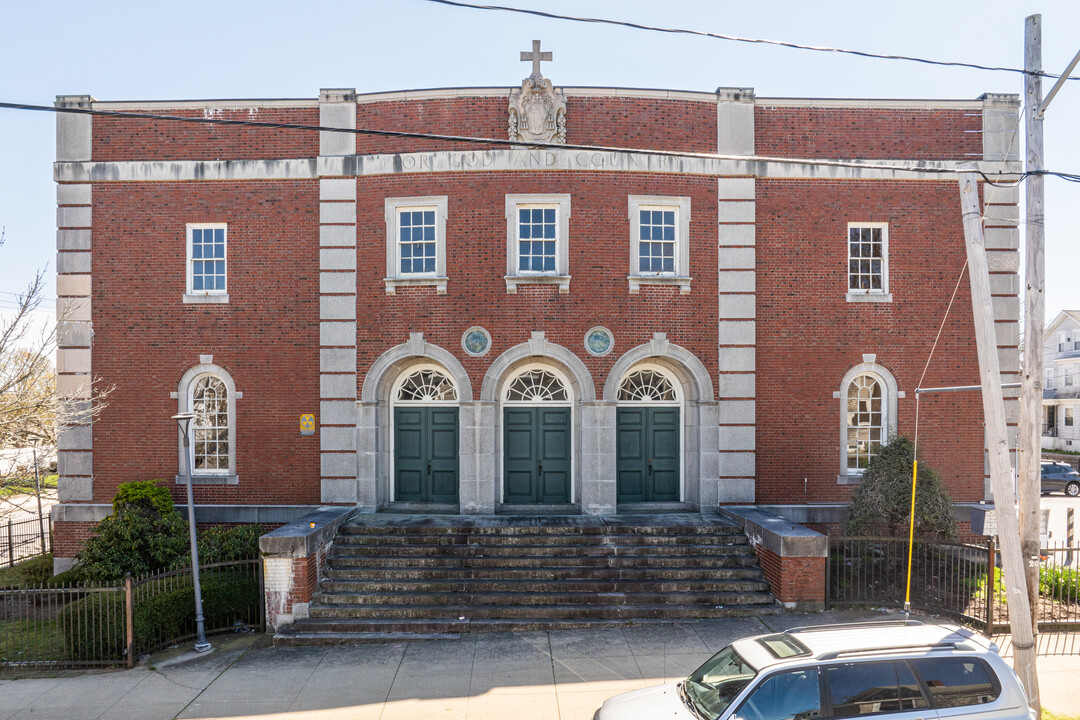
[616,365,681,502]
[391,365,459,503]
[502,365,573,504]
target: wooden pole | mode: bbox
[1020,10,1045,666]
[125,573,134,669]
[959,172,1040,713]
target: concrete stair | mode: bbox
[275,515,779,644]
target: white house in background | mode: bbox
[1043,310,1080,450]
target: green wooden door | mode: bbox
[503,407,570,504]
[617,407,679,502]
[394,406,459,502]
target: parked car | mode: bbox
[594,620,1034,720]
[1041,461,1080,496]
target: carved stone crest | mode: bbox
[509,40,566,145]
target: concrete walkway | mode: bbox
[2,610,1077,719]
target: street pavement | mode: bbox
[2,609,1078,719]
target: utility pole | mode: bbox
[959,173,1040,713]
[1019,12,1044,669]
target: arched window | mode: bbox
[846,373,883,472]
[192,375,229,472]
[618,369,677,402]
[176,362,239,484]
[395,367,458,403]
[504,369,569,402]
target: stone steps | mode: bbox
[328,544,753,559]
[274,516,779,644]
[324,566,765,581]
[326,554,762,569]
[308,598,777,620]
[316,586,771,605]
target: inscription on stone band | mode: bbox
[387,149,696,175]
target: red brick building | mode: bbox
[50,59,1022,571]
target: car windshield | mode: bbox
[683,645,757,718]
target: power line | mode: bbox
[424,0,1080,82]
[5,101,1069,185]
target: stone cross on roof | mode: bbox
[520,40,552,78]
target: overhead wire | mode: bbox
[423,0,1080,82]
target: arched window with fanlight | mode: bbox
[176,363,239,484]
[838,361,899,481]
[846,374,884,472]
[188,374,230,474]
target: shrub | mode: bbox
[75,480,189,583]
[112,479,176,515]
[17,554,54,586]
[847,436,956,539]
[57,588,127,662]
[198,524,263,564]
[59,570,260,661]
[47,563,90,588]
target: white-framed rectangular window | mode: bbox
[384,196,448,295]
[1067,371,1074,387]
[1047,368,1055,388]
[184,223,229,304]
[628,195,691,294]
[846,222,892,303]
[1067,408,1074,427]
[504,194,570,293]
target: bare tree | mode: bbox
[0,229,111,523]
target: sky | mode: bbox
[2,0,1079,329]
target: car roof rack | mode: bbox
[817,641,968,661]
[784,619,924,634]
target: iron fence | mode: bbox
[0,558,263,669]
[2,516,51,567]
[828,536,1080,641]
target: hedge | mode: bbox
[58,569,259,661]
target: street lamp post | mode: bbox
[172,412,211,653]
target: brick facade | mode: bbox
[51,84,1021,569]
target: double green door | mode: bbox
[617,407,680,502]
[394,407,459,503]
[504,407,571,504]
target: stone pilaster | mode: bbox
[716,88,756,505]
[981,93,1022,501]
[55,96,95,525]
[318,89,361,505]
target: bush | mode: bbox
[112,479,176,515]
[17,554,54,586]
[75,480,189,584]
[47,563,90,588]
[847,436,956,539]
[198,524,263,564]
[59,570,260,661]
[57,588,127,662]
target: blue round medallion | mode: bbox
[462,327,491,357]
[585,327,614,357]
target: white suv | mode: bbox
[595,620,1034,720]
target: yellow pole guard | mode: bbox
[904,458,918,612]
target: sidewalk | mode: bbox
[2,610,1077,719]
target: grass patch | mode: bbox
[0,474,58,497]
[0,555,53,589]
[1045,710,1080,720]
[0,617,66,664]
